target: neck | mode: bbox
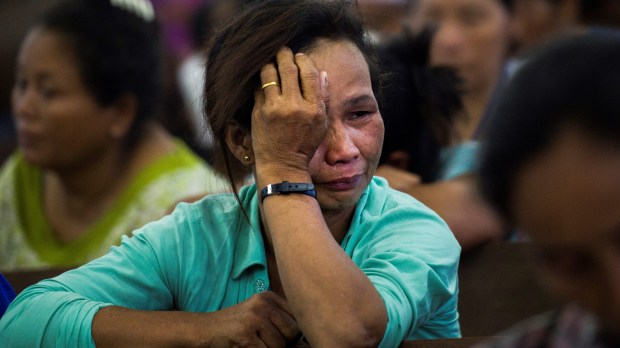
[47,122,174,212]
[44,122,173,238]
[459,76,499,140]
[321,206,355,244]
[45,141,130,224]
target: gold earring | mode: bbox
[243,155,250,162]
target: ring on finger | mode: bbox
[261,81,279,89]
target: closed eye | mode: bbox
[13,72,27,93]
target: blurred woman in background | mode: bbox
[424,0,512,178]
[0,0,227,271]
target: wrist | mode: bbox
[260,181,317,203]
[184,312,213,347]
[255,164,312,189]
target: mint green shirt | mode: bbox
[439,141,480,180]
[0,177,460,347]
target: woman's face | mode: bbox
[12,28,120,171]
[424,0,511,93]
[512,125,620,339]
[305,39,384,213]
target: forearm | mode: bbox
[92,306,205,347]
[0,285,107,347]
[262,193,387,346]
[406,178,504,250]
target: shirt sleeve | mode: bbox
[0,210,188,347]
[344,186,461,346]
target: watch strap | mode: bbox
[260,181,317,202]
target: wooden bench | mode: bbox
[401,337,492,348]
[457,241,564,337]
[2,267,72,294]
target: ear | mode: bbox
[108,94,138,139]
[224,120,254,165]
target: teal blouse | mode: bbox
[0,177,461,347]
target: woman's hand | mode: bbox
[375,164,422,191]
[92,292,302,347]
[199,291,302,347]
[251,47,329,181]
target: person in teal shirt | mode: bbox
[0,0,460,346]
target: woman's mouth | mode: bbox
[17,130,39,148]
[325,174,362,191]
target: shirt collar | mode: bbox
[231,184,268,279]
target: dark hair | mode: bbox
[378,26,463,182]
[205,0,381,190]
[513,0,618,25]
[479,34,620,221]
[38,0,162,149]
[498,0,513,11]
[190,0,259,49]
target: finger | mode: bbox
[260,63,281,98]
[261,291,295,316]
[275,47,301,98]
[261,292,301,341]
[294,53,321,104]
[256,319,287,348]
[253,335,269,348]
[254,87,266,115]
[320,70,330,112]
[268,309,301,343]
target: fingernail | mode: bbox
[295,52,305,57]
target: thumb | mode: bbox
[320,71,329,112]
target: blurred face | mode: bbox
[306,39,384,212]
[12,28,120,171]
[511,0,560,53]
[424,0,511,93]
[512,124,620,339]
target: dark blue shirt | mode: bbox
[0,273,16,318]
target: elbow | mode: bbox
[349,322,386,347]
[312,313,386,347]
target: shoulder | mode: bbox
[121,141,229,216]
[0,153,42,225]
[0,152,40,184]
[349,177,460,258]
[155,140,230,194]
[360,177,453,232]
[131,191,245,248]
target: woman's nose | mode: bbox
[432,21,465,58]
[323,122,360,165]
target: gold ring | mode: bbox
[261,81,279,89]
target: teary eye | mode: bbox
[353,111,371,118]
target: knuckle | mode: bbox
[252,292,270,306]
[260,65,276,80]
[280,63,298,76]
[301,68,319,82]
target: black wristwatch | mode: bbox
[260,181,317,203]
